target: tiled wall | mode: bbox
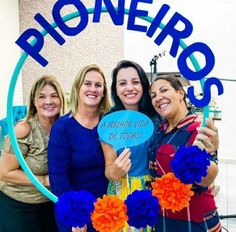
[19,0,124,103]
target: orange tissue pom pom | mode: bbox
[91,195,128,232]
[151,172,194,212]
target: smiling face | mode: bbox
[116,67,143,110]
[78,70,105,109]
[34,84,61,120]
[150,79,185,120]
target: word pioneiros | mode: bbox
[15,0,223,107]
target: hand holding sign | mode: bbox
[98,110,154,190]
[112,148,132,179]
[98,110,154,151]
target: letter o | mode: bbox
[177,42,215,81]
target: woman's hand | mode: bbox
[43,175,50,186]
[72,224,87,232]
[36,175,50,186]
[101,142,132,181]
[194,118,219,153]
[108,148,131,181]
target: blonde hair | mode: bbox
[70,64,111,116]
[26,75,65,121]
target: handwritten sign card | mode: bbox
[98,110,154,151]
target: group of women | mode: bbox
[0,61,221,232]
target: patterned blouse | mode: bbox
[149,112,218,223]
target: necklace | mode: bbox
[165,129,180,144]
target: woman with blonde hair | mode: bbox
[0,75,65,232]
[48,64,111,232]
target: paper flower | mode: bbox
[56,190,96,228]
[152,172,194,212]
[91,195,128,232]
[125,190,160,229]
[170,145,211,184]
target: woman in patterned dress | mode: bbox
[149,75,221,232]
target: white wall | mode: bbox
[0,0,23,119]
[124,0,236,78]
[124,0,236,160]
[215,81,236,160]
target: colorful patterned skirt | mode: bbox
[107,174,152,232]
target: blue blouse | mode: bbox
[48,113,108,232]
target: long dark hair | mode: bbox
[111,60,156,117]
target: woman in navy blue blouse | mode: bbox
[48,64,111,232]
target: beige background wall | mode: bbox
[19,0,124,104]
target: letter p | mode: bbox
[15,28,48,67]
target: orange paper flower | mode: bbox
[152,172,194,212]
[91,195,128,232]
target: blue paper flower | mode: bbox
[56,190,96,228]
[125,190,160,229]
[170,145,211,184]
